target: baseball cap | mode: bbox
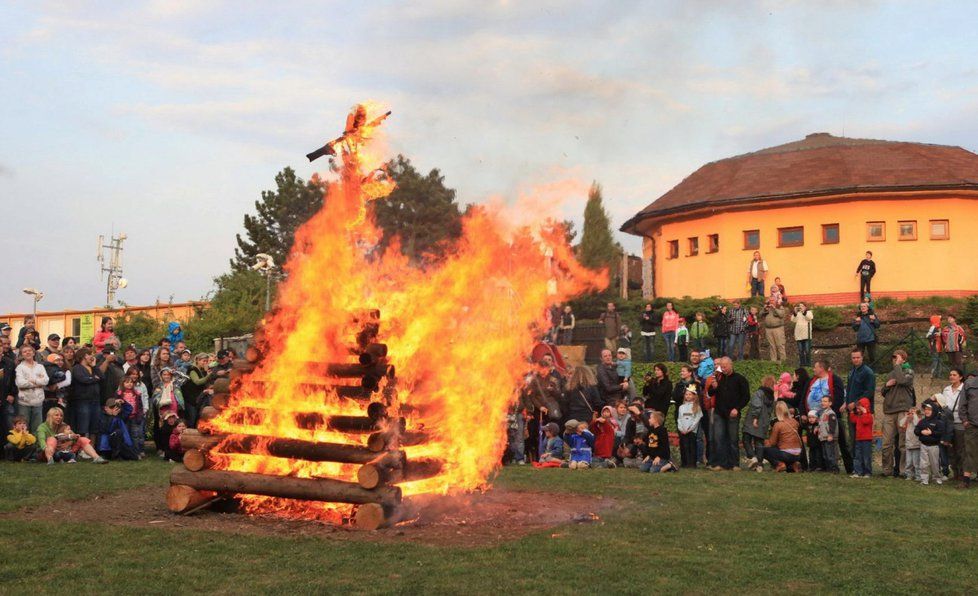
[105,397,123,408]
[1,323,11,331]
[217,349,231,359]
[48,333,61,341]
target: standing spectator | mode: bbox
[69,348,102,438]
[39,333,62,360]
[562,365,600,426]
[817,395,839,472]
[850,398,875,478]
[761,401,803,472]
[121,346,138,373]
[790,303,814,367]
[638,304,658,362]
[674,318,689,362]
[116,375,146,457]
[182,353,221,428]
[660,303,680,362]
[746,307,761,360]
[41,353,71,419]
[135,349,153,392]
[14,345,48,432]
[595,349,625,407]
[93,317,120,352]
[15,316,36,349]
[151,347,176,390]
[854,251,876,297]
[789,368,811,414]
[1,323,12,346]
[743,375,775,471]
[881,350,915,478]
[712,305,731,357]
[676,385,702,468]
[760,299,787,362]
[598,303,622,353]
[747,251,768,298]
[97,348,126,406]
[642,364,672,416]
[852,302,881,363]
[942,315,967,368]
[926,315,944,375]
[959,372,978,489]
[557,305,575,346]
[845,349,876,464]
[942,368,966,484]
[826,360,854,475]
[709,357,750,471]
[727,301,749,361]
[689,312,710,352]
[1,337,17,435]
[153,368,184,457]
[671,364,699,424]
[915,402,946,485]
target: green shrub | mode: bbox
[812,306,844,331]
[115,312,166,349]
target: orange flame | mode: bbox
[204,103,607,520]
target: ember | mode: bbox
[165,103,606,528]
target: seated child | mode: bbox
[4,416,38,462]
[590,406,619,468]
[166,418,189,463]
[563,419,594,469]
[639,411,676,473]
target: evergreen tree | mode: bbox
[578,182,618,272]
[231,167,327,271]
[371,155,462,263]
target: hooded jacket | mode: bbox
[742,386,774,439]
[591,407,618,459]
[914,409,945,447]
[167,322,185,346]
[850,398,875,441]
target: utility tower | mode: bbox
[98,233,128,307]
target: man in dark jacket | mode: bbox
[845,349,875,470]
[709,357,750,470]
[959,375,978,489]
[639,304,659,362]
[852,302,881,363]
[0,337,17,435]
[826,361,854,475]
[727,301,749,361]
[598,303,622,353]
[596,349,626,405]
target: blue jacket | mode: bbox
[564,431,594,463]
[852,313,880,344]
[167,322,184,346]
[697,354,715,380]
[544,436,565,459]
[846,365,876,408]
[95,403,134,454]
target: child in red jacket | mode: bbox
[591,406,619,468]
[850,397,874,478]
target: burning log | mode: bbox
[180,430,397,465]
[356,454,443,489]
[357,343,388,366]
[244,346,262,363]
[210,392,231,410]
[170,468,402,507]
[311,362,393,379]
[198,406,220,422]
[212,377,232,394]
[232,359,255,372]
[325,415,404,434]
[367,429,429,452]
[166,484,220,514]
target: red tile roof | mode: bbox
[621,133,978,233]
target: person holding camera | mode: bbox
[790,303,814,367]
[760,300,787,363]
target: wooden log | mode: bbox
[232,359,255,372]
[169,468,402,507]
[212,377,231,394]
[357,343,388,366]
[166,484,219,514]
[246,380,375,399]
[210,392,231,410]
[311,362,392,379]
[198,406,220,422]
[353,502,394,530]
[244,346,262,363]
[181,430,400,465]
[367,429,429,452]
[357,456,443,489]
[182,448,211,472]
[325,415,397,433]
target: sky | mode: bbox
[3,0,978,312]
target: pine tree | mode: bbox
[578,182,618,272]
[371,155,462,263]
[231,167,327,271]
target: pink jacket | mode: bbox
[661,310,679,333]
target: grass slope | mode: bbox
[0,461,975,594]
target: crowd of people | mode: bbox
[514,345,978,488]
[2,315,232,464]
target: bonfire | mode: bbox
[165,103,606,529]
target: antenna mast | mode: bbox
[98,233,128,307]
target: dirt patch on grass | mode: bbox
[7,485,614,547]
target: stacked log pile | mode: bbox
[166,311,441,530]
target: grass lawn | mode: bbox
[0,460,975,595]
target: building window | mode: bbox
[743,230,760,250]
[777,226,804,247]
[687,237,699,256]
[71,318,81,337]
[821,223,840,244]
[929,219,949,240]
[866,221,885,242]
[667,240,679,259]
[707,234,719,253]
[898,220,917,241]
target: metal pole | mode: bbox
[265,271,272,311]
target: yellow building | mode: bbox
[1,301,205,346]
[621,133,978,305]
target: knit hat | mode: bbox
[564,419,579,430]
[807,410,818,418]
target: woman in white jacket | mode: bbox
[15,345,49,432]
[790,303,814,367]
